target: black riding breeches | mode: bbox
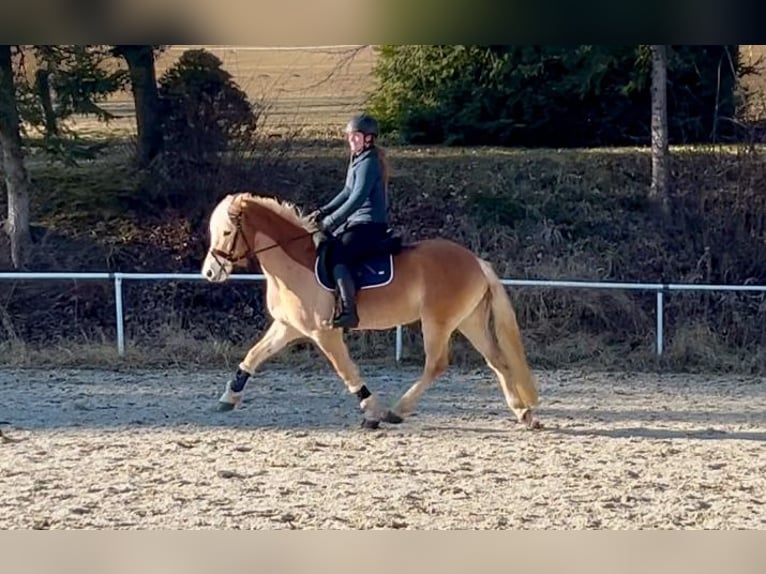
[327,223,388,270]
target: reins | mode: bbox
[252,230,318,256]
[210,214,318,270]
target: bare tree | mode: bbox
[0,45,31,269]
[650,45,670,216]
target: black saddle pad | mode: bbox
[314,251,394,291]
[314,232,403,291]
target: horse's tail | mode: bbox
[478,259,539,408]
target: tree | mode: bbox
[0,45,31,269]
[32,45,59,140]
[368,45,739,147]
[650,45,670,216]
[13,45,129,162]
[112,45,164,168]
[157,48,259,162]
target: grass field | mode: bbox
[69,44,766,140]
[87,45,378,139]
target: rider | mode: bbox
[309,113,390,329]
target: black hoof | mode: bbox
[360,418,380,430]
[382,410,404,424]
[216,401,236,412]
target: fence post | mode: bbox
[114,273,125,356]
[396,325,403,362]
[656,289,664,356]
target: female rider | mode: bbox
[309,113,390,329]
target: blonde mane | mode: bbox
[240,194,313,231]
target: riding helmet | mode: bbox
[345,114,379,137]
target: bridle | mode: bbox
[209,211,318,270]
[209,215,254,268]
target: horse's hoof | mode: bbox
[382,410,404,424]
[360,418,380,430]
[521,409,543,430]
[216,401,237,412]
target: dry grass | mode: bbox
[0,329,406,372]
[739,45,766,120]
[7,139,766,374]
[62,45,378,141]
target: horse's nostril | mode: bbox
[206,268,213,278]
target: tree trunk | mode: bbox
[35,77,58,139]
[114,45,162,168]
[650,45,670,216]
[34,46,59,140]
[0,45,31,269]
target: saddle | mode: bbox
[314,229,405,291]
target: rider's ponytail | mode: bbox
[377,145,390,197]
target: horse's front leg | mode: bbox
[312,330,385,429]
[217,320,303,411]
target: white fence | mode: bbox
[2,271,766,360]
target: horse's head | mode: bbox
[201,193,252,282]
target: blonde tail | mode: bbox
[479,260,538,407]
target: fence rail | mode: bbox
[2,271,765,360]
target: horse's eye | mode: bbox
[222,230,232,237]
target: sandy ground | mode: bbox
[1,364,765,530]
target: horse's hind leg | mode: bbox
[457,303,531,425]
[218,320,303,411]
[312,330,385,429]
[388,319,453,422]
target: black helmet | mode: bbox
[345,114,379,136]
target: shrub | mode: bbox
[158,48,259,160]
[145,48,261,213]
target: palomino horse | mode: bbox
[201,192,541,429]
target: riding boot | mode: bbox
[331,263,359,329]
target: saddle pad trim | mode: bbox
[314,255,395,292]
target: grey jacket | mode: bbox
[320,146,388,234]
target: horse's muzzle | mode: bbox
[201,252,231,283]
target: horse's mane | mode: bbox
[239,193,313,231]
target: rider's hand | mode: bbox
[312,230,330,248]
[307,209,324,226]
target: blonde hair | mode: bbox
[377,145,390,194]
[349,138,391,208]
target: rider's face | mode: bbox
[347,131,365,154]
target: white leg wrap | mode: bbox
[219,380,243,407]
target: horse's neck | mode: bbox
[248,202,316,275]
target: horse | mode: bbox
[201,192,541,430]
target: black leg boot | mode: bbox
[332,264,359,329]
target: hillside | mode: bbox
[3,139,766,374]
[3,45,766,373]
